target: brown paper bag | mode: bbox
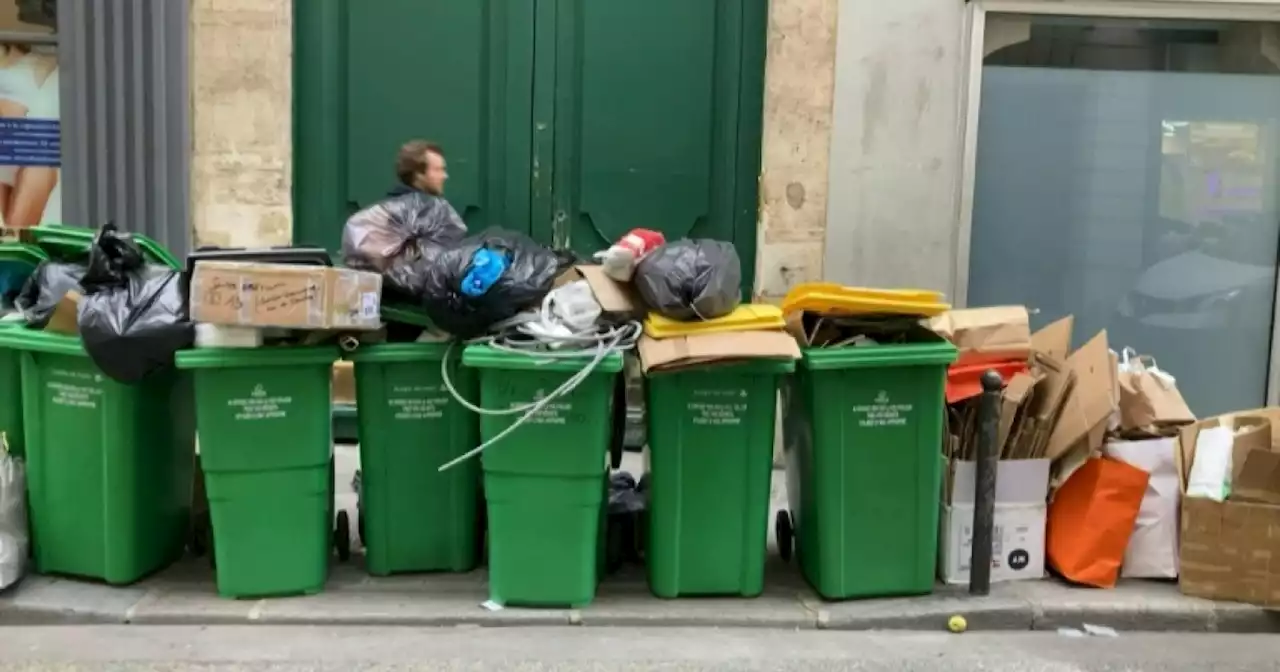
[927,306,1030,364]
[1116,350,1194,432]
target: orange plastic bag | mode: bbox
[1046,457,1149,588]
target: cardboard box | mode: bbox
[1177,408,1280,607]
[940,458,1049,585]
[44,290,81,336]
[637,330,800,373]
[560,265,644,319]
[190,261,382,331]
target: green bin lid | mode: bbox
[800,335,957,371]
[346,341,456,363]
[0,327,86,356]
[645,357,795,377]
[462,344,624,374]
[30,224,181,270]
[380,304,434,328]
[175,345,340,370]
[0,243,49,270]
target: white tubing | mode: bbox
[436,320,642,472]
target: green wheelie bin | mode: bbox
[778,329,956,599]
[463,345,623,608]
[0,242,51,459]
[347,341,481,575]
[0,327,195,584]
[645,358,794,598]
[175,346,341,598]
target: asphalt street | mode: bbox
[0,626,1277,671]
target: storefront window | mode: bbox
[968,15,1280,416]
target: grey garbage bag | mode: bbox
[633,239,742,321]
[14,261,85,327]
[341,192,468,300]
[0,433,26,590]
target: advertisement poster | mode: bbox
[0,0,57,230]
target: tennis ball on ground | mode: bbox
[948,614,967,633]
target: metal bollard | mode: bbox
[969,370,1004,596]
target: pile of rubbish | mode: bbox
[925,305,1254,601]
[13,223,193,384]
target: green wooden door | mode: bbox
[294,0,766,289]
[540,0,766,273]
[294,0,535,253]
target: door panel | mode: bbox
[295,0,535,254]
[295,0,765,293]
[546,0,766,284]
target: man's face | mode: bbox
[416,150,448,196]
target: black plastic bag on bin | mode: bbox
[14,261,86,327]
[77,224,194,384]
[341,191,468,300]
[633,239,742,321]
[419,228,565,338]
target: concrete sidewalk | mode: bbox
[4,449,1275,632]
[1,558,1277,633]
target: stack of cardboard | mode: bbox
[933,307,1118,585]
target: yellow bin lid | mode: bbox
[781,282,950,317]
[644,304,786,339]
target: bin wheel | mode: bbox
[335,510,352,563]
[776,510,794,562]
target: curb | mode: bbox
[3,575,1279,633]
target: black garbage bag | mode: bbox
[633,239,742,321]
[419,229,564,338]
[605,471,647,573]
[77,225,193,384]
[341,192,468,300]
[14,261,85,327]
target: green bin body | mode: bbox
[348,342,480,575]
[0,328,194,584]
[0,242,50,459]
[463,345,622,607]
[782,333,956,600]
[645,359,793,598]
[175,346,339,598]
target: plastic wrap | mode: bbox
[419,229,565,338]
[0,433,26,590]
[633,239,742,321]
[341,192,468,299]
[14,261,85,327]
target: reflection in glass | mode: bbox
[969,15,1280,416]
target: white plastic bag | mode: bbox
[0,432,26,589]
[1103,437,1180,578]
[1187,426,1233,502]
